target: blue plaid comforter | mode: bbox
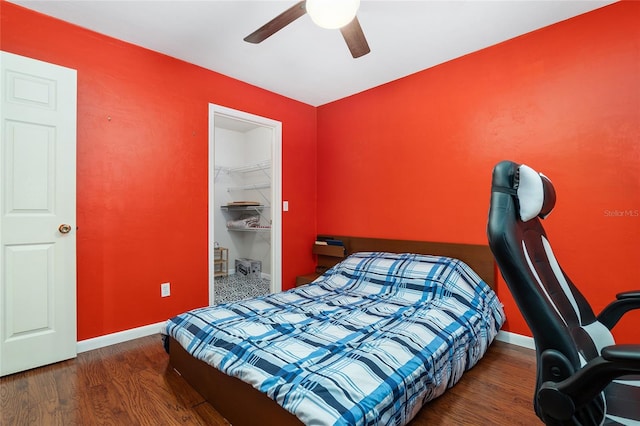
[166,252,504,425]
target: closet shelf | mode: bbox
[227,183,270,191]
[215,160,271,175]
[221,205,266,212]
[228,160,271,174]
[227,227,271,232]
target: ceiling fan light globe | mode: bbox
[306,0,360,29]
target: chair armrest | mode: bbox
[597,290,640,329]
[616,290,640,299]
[537,345,640,421]
[602,344,640,362]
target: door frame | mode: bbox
[208,104,282,305]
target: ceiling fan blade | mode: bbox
[340,16,370,58]
[244,1,307,44]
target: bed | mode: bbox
[165,237,504,425]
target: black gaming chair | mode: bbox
[487,160,640,425]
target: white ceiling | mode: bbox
[11,0,616,106]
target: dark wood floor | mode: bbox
[0,335,541,425]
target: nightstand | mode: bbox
[296,240,347,287]
[295,273,322,287]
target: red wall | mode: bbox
[1,1,317,341]
[316,1,639,343]
[2,2,638,344]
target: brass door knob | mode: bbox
[58,224,72,234]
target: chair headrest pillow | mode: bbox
[517,164,556,222]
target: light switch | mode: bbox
[283,201,289,211]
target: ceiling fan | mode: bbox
[244,0,370,59]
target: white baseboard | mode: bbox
[495,330,535,350]
[227,270,272,281]
[76,321,166,353]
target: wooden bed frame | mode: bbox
[168,237,496,425]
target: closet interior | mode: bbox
[213,118,272,301]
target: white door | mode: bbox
[0,51,77,376]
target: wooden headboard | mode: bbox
[315,235,496,289]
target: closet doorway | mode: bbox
[208,104,282,305]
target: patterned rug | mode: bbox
[214,274,270,304]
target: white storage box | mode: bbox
[235,258,262,278]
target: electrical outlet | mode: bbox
[161,282,171,297]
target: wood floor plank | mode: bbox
[0,335,541,425]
